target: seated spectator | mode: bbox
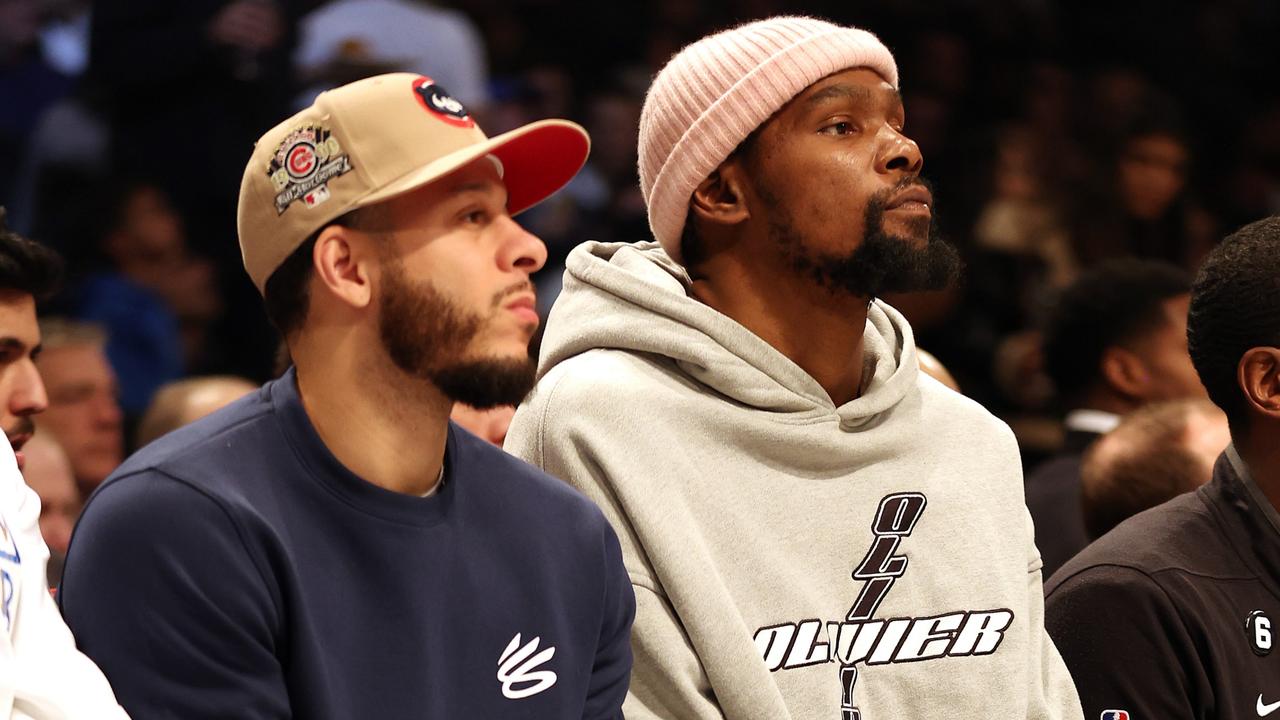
[1027,258,1205,577]
[19,432,79,585]
[134,375,256,447]
[74,180,224,414]
[0,206,128,716]
[1070,108,1218,272]
[294,0,489,110]
[32,318,123,498]
[1045,215,1280,717]
[1080,398,1228,539]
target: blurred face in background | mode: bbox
[1124,294,1206,403]
[20,433,79,559]
[105,185,222,323]
[35,341,123,495]
[1118,132,1188,221]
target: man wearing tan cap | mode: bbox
[506,16,1082,720]
[58,74,633,719]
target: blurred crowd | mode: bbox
[3,0,1280,579]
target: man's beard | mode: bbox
[377,258,536,409]
[772,177,962,298]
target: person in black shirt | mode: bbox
[1045,216,1280,719]
[1027,259,1203,577]
[58,74,634,719]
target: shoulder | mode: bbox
[1046,490,1235,592]
[455,424,614,541]
[526,348,683,428]
[113,384,274,488]
[914,372,1020,453]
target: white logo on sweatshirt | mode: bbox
[497,633,558,699]
[751,492,1013,720]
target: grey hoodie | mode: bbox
[506,241,1082,720]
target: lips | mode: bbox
[504,294,540,327]
[6,432,31,452]
[885,184,933,213]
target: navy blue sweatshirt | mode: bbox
[59,369,634,719]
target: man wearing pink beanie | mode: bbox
[507,16,1083,720]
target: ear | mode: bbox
[690,159,752,231]
[312,225,374,310]
[1100,346,1149,400]
[1238,347,1280,420]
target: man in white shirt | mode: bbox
[0,208,127,719]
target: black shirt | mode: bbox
[1044,449,1280,719]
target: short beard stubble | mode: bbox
[769,176,963,298]
[377,256,536,409]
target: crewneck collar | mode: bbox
[271,367,456,527]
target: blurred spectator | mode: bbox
[20,431,79,585]
[89,0,304,382]
[295,0,489,110]
[0,0,74,207]
[69,181,199,414]
[1070,108,1218,271]
[33,317,124,498]
[1080,398,1228,540]
[450,403,514,447]
[1026,259,1203,577]
[135,375,256,447]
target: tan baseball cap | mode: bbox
[237,72,590,294]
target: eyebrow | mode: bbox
[804,83,904,111]
[447,181,509,205]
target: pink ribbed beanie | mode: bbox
[638,16,898,264]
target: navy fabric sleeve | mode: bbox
[1044,565,1206,719]
[583,520,636,720]
[59,471,290,719]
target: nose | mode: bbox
[95,392,123,428]
[495,215,548,275]
[875,126,924,176]
[11,360,48,417]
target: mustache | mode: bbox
[490,280,535,309]
[869,176,935,208]
[4,416,34,440]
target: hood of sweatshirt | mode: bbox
[537,241,919,426]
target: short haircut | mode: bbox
[1187,216,1280,433]
[0,207,63,300]
[37,317,108,352]
[1043,259,1191,404]
[1080,399,1223,539]
[262,205,383,337]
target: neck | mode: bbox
[1238,430,1280,513]
[1076,389,1139,417]
[292,328,450,496]
[689,251,870,405]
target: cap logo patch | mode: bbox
[266,124,353,215]
[412,76,474,128]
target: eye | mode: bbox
[820,121,856,136]
[461,208,489,225]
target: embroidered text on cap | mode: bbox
[412,76,474,129]
[266,124,353,215]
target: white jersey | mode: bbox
[0,438,128,719]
